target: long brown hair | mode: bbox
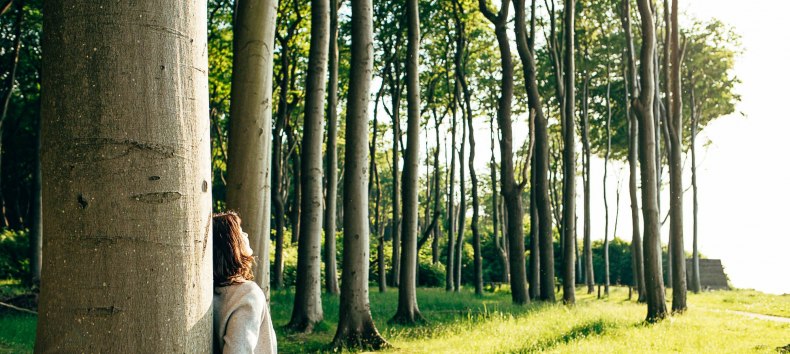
[213,211,254,287]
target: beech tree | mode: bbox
[331,0,389,348]
[480,0,530,305]
[323,0,341,295]
[560,0,576,304]
[226,0,278,298]
[668,0,687,312]
[634,0,668,322]
[36,1,213,351]
[391,0,424,324]
[288,0,330,333]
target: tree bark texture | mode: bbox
[603,77,612,296]
[391,0,424,323]
[288,0,329,332]
[481,0,529,305]
[581,75,594,294]
[331,0,389,348]
[669,0,687,312]
[36,2,213,351]
[226,0,277,298]
[621,0,646,303]
[560,0,576,304]
[635,0,668,322]
[323,0,341,296]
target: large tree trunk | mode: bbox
[331,0,389,347]
[481,0,529,305]
[288,0,329,333]
[36,2,212,351]
[323,0,341,296]
[226,0,277,298]
[668,0,687,312]
[635,0,668,322]
[581,75,594,294]
[391,0,424,323]
[621,0,646,303]
[690,82,701,294]
[560,0,576,304]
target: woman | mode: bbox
[213,211,277,353]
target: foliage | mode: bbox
[0,229,29,281]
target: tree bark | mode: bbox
[391,0,424,323]
[621,0,646,303]
[481,0,529,305]
[288,0,329,332]
[323,0,341,296]
[689,80,701,294]
[445,93,457,292]
[226,0,277,298]
[491,119,510,284]
[635,0,668,322]
[603,75,612,297]
[36,2,213,350]
[668,0,687,312]
[332,0,389,348]
[560,0,576,304]
[581,74,594,294]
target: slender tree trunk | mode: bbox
[445,97,457,292]
[635,0,668,322]
[481,0,529,305]
[662,0,672,289]
[332,0,389,347]
[529,158,539,298]
[376,165,387,293]
[391,78,402,288]
[226,0,277,298]
[668,0,687,312]
[323,0,341,296]
[288,0,329,332]
[491,119,510,284]
[581,75,594,294]
[290,143,302,244]
[30,114,42,287]
[432,113,442,265]
[391,0,424,323]
[455,101,466,292]
[36,2,213,350]
[0,0,23,230]
[560,0,576,304]
[603,76,612,297]
[690,81,701,294]
[621,0,646,303]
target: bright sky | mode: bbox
[396,0,790,294]
[581,0,790,294]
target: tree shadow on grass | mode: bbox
[510,319,617,353]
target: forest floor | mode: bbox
[1,282,788,353]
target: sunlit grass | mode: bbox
[1,283,788,353]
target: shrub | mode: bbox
[0,229,30,281]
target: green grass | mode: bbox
[2,284,789,353]
[690,289,790,318]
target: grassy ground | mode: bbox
[1,284,788,353]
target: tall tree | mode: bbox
[331,0,389,348]
[272,0,304,289]
[288,0,330,333]
[634,0,668,322]
[620,0,646,303]
[581,70,594,294]
[391,0,424,324]
[668,0,687,312]
[36,1,213,351]
[560,0,576,304]
[226,0,278,298]
[689,78,701,294]
[481,0,530,305]
[603,68,612,297]
[0,0,22,231]
[323,0,341,296]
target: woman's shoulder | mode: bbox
[221,280,264,302]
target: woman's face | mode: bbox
[240,227,253,256]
